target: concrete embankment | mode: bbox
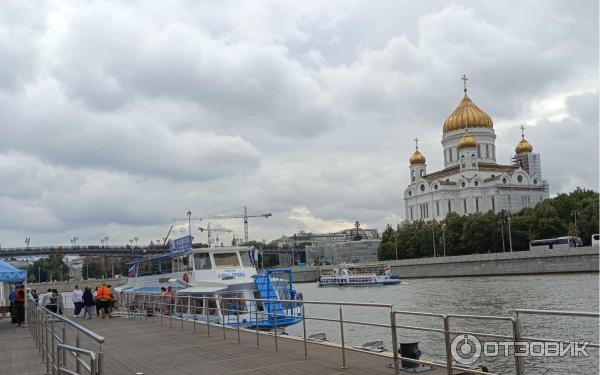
[290,246,599,282]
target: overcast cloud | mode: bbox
[0,0,597,247]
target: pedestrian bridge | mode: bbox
[0,245,167,258]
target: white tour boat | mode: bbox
[317,263,401,287]
[116,245,302,329]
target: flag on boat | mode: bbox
[127,265,136,277]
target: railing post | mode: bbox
[512,317,525,375]
[255,308,260,348]
[152,295,155,324]
[192,297,196,334]
[390,310,399,375]
[206,299,210,336]
[236,300,240,344]
[98,348,104,375]
[51,318,56,375]
[302,303,308,359]
[62,322,67,367]
[221,297,226,340]
[180,297,184,331]
[274,303,278,352]
[339,305,347,369]
[442,315,453,375]
[76,333,81,374]
[45,315,50,374]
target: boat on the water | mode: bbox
[116,245,302,329]
[317,263,401,286]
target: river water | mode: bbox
[286,273,598,375]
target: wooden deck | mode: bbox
[75,314,460,375]
[0,319,45,375]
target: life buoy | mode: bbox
[183,272,190,284]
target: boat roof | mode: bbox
[129,246,255,265]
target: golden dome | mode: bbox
[458,130,477,149]
[515,125,533,154]
[443,76,493,134]
[409,149,426,165]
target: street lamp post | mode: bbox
[507,215,513,252]
[187,210,192,237]
[442,223,447,257]
[571,210,580,234]
[394,225,399,261]
[25,237,30,249]
[432,222,436,257]
[499,220,506,252]
[134,236,139,247]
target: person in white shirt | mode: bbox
[72,285,84,317]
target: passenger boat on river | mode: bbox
[318,263,401,286]
[116,245,302,329]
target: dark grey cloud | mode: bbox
[0,0,596,246]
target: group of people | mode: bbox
[71,283,116,319]
[160,286,175,315]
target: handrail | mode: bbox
[512,308,600,318]
[30,298,106,343]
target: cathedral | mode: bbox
[404,76,549,222]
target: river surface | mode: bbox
[286,273,598,375]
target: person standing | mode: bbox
[30,289,39,303]
[82,287,95,319]
[8,287,16,324]
[14,285,25,327]
[72,285,84,317]
[96,283,111,319]
[40,289,52,310]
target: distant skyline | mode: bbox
[0,1,597,247]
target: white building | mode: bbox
[404,78,549,222]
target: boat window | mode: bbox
[194,253,211,270]
[239,251,254,267]
[172,255,191,272]
[213,252,240,268]
[220,293,247,314]
[160,259,172,273]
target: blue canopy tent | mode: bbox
[0,260,28,325]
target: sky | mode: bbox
[0,0,598,248]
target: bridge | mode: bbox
[0,245,169,258]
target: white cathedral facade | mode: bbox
[404,77,549,222]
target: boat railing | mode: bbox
[116,292,598,375]
[27,297,105,375]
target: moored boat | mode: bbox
[116,245,302,329]
[317,263,401,286]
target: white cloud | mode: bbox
[0,0,596,246]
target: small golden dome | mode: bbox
[515,125,533,154]
[409,149,426,165]
[458,130,477,149]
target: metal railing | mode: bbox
[27,298,105,375]
[116,292,598,375]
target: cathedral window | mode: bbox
[475,198,479,212]
[449,149,452,162]
[434,184,438,190]
[461,181,466,188]
[420,170,425,177]
[474,181,479,187]
[420,184,425,192]
[486,144,490,159]
[447,200,451,213]
[408,191,412,196]
[517,175,523,183]
[533,179,538,185]
[491,196,495,211]
[502,178,507,184]
[463,199,467,213]
[477,144,481,158]
[436,201,440,216]
[412,170,415,182]
[410,206,413,221]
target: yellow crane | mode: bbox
[198,223,233,247]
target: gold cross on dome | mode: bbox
[461,74,468,93]
[414,137,419,149]
[520,124,525,137]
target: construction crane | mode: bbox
[175,207,271,243]
[198,223,233,247]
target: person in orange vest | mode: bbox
[96,283,111,319]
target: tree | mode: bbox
[27,255,69,283]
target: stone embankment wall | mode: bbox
[290,246,599,282]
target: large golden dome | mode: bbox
[443,78,493,134]
[409,149,426,165]
[458,130,477,149]
[515,125,533,154]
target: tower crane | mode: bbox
[175,207,271,243]
[198,223,233,247]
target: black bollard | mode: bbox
[399,342,422,369]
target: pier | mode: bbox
[13,292,599,375]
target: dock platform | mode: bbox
[0,320,45,375]
[75,315,458,375]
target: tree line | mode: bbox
[379,188,599,260]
